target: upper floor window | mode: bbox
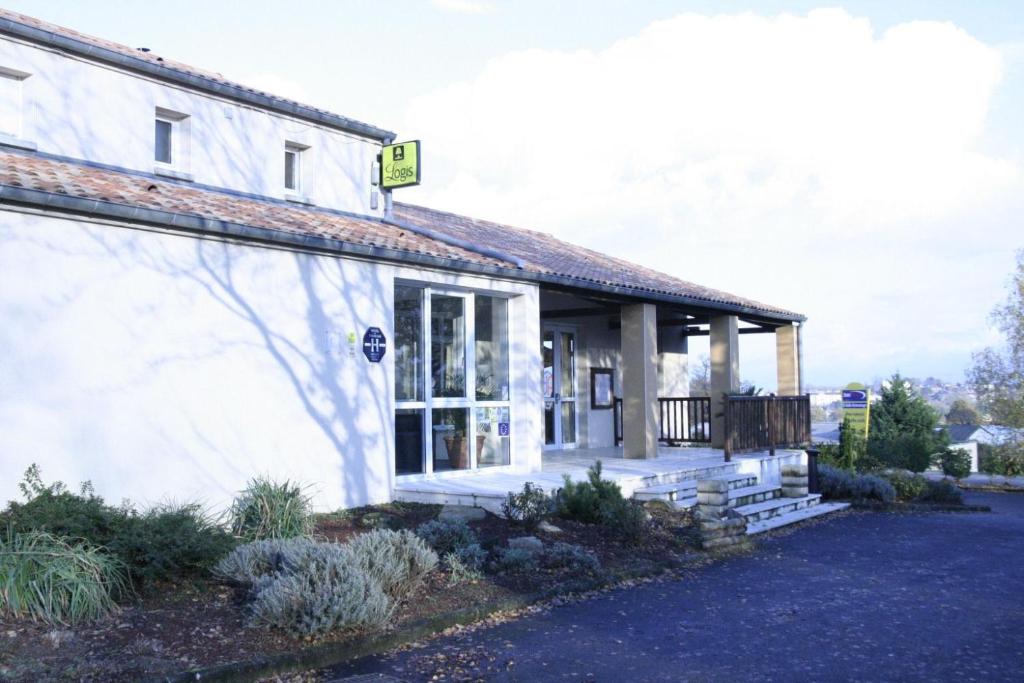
[284,142,307,192]
[0,67,30,140]
[154,108,190,176]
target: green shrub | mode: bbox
[850,474,896,503]
[415,518,478,556]
[229,477,314,541]
[978,442,1024,476]
[540,542,601,575]
[107,503,236,587]
[917,479,963,505]
[881,471,929,501]
[867,432,939,473]
[939,448,972,479]
[599,498,648,542]
[491,546,539,574]
[556,461,623,524]
[837,423,866,470]
[0,531,130,625]
[250,543,391,638]
[214,537,320,586]
[346,529,437,601]
[501,482,552,532]
[1,465,129,549]
[815,442,844,469]
[450,542,487,572]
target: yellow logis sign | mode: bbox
[842,382,871,438]
[381,140,421,189]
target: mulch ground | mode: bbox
[0,501,703,682]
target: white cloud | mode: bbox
[431,0,493,15]
[400,8,1023,386]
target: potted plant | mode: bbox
[443,428,488,469]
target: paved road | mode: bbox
[328,492,1024,682]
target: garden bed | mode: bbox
[0,501,705,682]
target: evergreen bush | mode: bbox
[540,542,601,575]
[938,448,972,479]
[501,482,553,531]
[415,518,478,556]
[346,529,437,601]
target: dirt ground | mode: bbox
[0,501,702,682]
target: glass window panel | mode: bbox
[476,407,510,467]
[475,296,509,401]
[560,332,575,398]
[542,331,554,399]
[394,409,424,475]
[394,285,423,401]
[561,402,576,444]
[544,401,556,445]
[432,408,469,472]
[0,75,21,136]
[431,294,466,398]
[284,150,297,189]
[154,119,172,163]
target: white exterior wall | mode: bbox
[0,209,541,511]
[0,35,383,215]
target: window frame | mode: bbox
[153,107,191,178]
[0,66,32,146]
[393,282,514,478]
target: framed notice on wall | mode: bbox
[590,368,614,409]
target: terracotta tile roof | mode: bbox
[0,150,799,319]
[0,9,392,140]
[395,203,800,319]
[0,150,509,268]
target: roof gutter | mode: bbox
[0,185,804,323]
[0,17,395,143]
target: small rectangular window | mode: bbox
[0,68,29,138]
[284,143,306,191]
[154,119,173,164]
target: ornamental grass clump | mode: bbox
[0,531,130,626]
[229,476,314,541]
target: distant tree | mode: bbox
[865,373,948,472]
[969,249,1024,428]
[945,398,981,425]
[689,354,710,397]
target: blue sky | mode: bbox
[8,1,1024,389]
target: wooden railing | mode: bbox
[724,394,811,459]
[614,396,712,446]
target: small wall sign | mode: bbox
[590,367,615,409]
[380,140,421,189]
[362,327,387,363]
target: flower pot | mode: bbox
[444,436,470,469]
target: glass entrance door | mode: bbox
[542,327,577,449]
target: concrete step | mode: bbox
[699,472,759,491]
[732,494,822,524]
[633,479,698,502]
[746,502,850,535]
[727,483,782,508]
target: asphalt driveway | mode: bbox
[328,492,1024,682]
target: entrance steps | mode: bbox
[695,468,848,536]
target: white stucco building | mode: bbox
[1,9,818,521]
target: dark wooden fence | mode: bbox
[723,393,811,459]
[614,397,712,446]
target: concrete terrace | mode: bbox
[393,447,805,512]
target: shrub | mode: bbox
[450,542,487,572]
[867,432,939,473]
[502,482,552,532]
[556,461,623,524]
[599,498,648,542]
[491,546,539,574]
[917,479,963,505]
[881,470,929,502]
[214,537,321,586]
[250,544,391,638]
[850,474,896,503]
[1,465,129,549]
[818,464,855,499]
[0,531,129,626]
[229,477,314,541]
[978,442,1024,477]
[107,503,236,586]
[540,542,601,575]
[444,552,484,585]
[346,529,438,601]
[415,518,478,556]
[938,448,972,479]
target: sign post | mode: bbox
[841,382,871,439]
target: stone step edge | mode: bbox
[745,502,850,535]
[726,483,781,501]
[732,493,822,518]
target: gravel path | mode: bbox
[326,492,1024,682]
